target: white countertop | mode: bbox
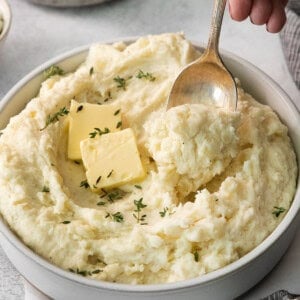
[0,0,299,299]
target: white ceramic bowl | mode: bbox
[0,0,11,46]
[0,39,299,300]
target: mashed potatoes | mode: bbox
[0,33,297,284]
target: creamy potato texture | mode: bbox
[0,33,297,284]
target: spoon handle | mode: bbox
[205,0,227,58]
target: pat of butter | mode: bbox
[68,100,121,160]
[80,128,146,191]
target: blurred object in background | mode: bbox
[26,0,112,7]
[0,0,12,47]
[280,0,300,89]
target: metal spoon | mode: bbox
[167,0,237,110]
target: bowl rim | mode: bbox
[0,37,299,294]
[0,0,12,41]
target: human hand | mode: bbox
[228,0,288,33]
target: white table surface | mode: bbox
[0,0,299,299]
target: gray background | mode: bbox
[0,0,299,299]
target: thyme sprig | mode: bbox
[106,189,125,203]
[105,211,124,223]
[136,69,156,81]
[41,107,69,130]
[113,76,129,90]
[89,127,110,138]
[159,207,175,218]
[133,198,147,225]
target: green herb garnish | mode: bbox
[44,65,64,79]
[104,91,112,102]
[159,207,175,217]
[107,170,114,178]
[42,186,50,193]
[91,269,102,274]
[159,207,168,218]
[61,221,71,224]
[105,211,124,223]
[116,121,122,129]
[133,198,147,224]
[134,185,142,189]
[97,201,106,206]
[114,109,121,116]
[113,76,127,90]
[193,251,199,262]
[272,206,286,218]
[136,69,156,81]
[41,107,69,130]
[89,67,94,75]
[106,189,124,203]
[96,176,102,185]
[69,268,102,276]
[80,180,90,189]
[89,127,110,138]
[76,105,83,113]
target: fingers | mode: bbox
[229,0,253,21]
[229,0,287,33]
[267,0,287,33]
[250,0,273,25]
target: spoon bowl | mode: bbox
[167,0,237,110]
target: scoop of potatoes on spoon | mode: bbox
[167,0,237,110]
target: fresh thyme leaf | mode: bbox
[272,206,286,218]
[40,107,69,130]
[74,160,81,165]
[106,211,124,223]
[104,91,112,102]
[112,212,124,223]
[116,121,122,129]
[136,69,156,81]
[133,198,147,224]
[193,251,199,262]
[42,186,50,193]
[96,176,102,184]
[107,170,114,178]
[113,76,127,90]
[44,65,64,79]
[159,207,168,217]
[97,201,106,206]
[91,269,102,274]
[76,269,88,276]
[80,180,89,189]
[134,185,142,189]
[114,109,121,116]
[76,105,84,113]
[159,207,175,217]
[61,221,71,224]
[106,189,124,203]
[89,127,110,138]
[89,67,94,75]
